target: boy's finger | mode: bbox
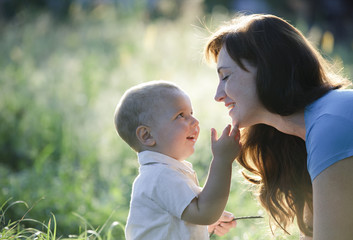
[221,124,231,136]
[228,126,240,141]
[221,211,234,221]
[229,126,237,136]
[211,128,217,141]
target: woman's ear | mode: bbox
[136,125,155,147]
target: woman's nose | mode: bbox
[214,84,225,102]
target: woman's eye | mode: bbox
[177,113,185,118]
[222,75,229,81]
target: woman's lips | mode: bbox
[226,102,236,115]
[227,103,236,110]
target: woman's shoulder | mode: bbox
[305,89,353,125]
[314,89,353,107]
[305,111,353,181]
[326,88,353,99]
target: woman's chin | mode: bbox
[232,118,240,128]
[232,117,248,129]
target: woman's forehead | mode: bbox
[217,47,232,66]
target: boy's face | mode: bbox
[149,90,200,161]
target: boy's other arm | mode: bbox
[208,210,237,236]
[181,125,240,225]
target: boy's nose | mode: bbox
[191,116,199,126]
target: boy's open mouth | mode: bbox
[186,134,197,141]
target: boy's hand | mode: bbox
[211,124,241,163]
[208,211,237,236]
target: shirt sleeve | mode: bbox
[149,168,199,219]
[306,114,353,181]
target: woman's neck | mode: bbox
[263,111,306,140]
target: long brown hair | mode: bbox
[205,14,346,236]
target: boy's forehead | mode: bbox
[138,87,191,113]
[163,90,191,109]
[156,88,184,100]
[166,88,188,100]
[153,90,176,105]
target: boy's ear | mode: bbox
[136,125,155,147]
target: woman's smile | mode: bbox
[215,47,261,128]
[226,102,236,111]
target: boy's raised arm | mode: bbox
[181,125,241,225]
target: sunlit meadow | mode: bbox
[1,2,352,239]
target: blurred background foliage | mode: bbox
[0,0,352,239]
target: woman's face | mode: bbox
[215,46,265,128]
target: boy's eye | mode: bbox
[178,113,184,118]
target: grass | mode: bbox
[0,199,125,239]
[1,2,352,239]
[0,199,57,240]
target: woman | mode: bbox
[204,14,353,239]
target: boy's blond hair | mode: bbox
[114,80,181,152]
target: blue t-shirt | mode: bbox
[305,89,353,181]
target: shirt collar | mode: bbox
[138,150,194,174]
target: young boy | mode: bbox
[114,81,240,239]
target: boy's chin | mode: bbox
[182,150,194,160]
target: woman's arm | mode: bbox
[312,156,353,239]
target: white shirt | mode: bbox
[125,151,209,240]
